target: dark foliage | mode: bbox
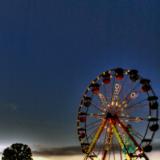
[2,143,33,160]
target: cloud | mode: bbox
[33,146,82,156]
[0,102,18,112]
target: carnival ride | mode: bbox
[77,68,159,160]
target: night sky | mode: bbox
[0,0,160,155]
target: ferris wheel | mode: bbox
[77,68,159,160]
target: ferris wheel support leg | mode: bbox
[102,126,113,160]
[116,117,149,159]
[83,119,107,160]
[110,120,131,160]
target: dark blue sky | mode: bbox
[0,0,160,150]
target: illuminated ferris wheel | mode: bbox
[77,68,159,160]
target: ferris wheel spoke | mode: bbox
[119,116,145,122]
[97,135,106,157]
[96,92,109,112]
[124,104,148,114]
[104,124,112,147]
[102,123,113,160]
[111,121,131,159]
[118,75,128,99]
[82,130,99,146]
[127,127,143,141]
[116,120,144,148]
[102,83,107,96]
[122,82,140,104]
[116,118,143,154]
[87,113,106,119]
[126,98,147,110]
[87,127,102,142]
[111,76,116,101]
[85,119,107,158]
[86,119,101,128]
[118,120,143,142]
[101,127,109,160]
[88,122,100,134]
[91,103,104,112]
[87,123,104,138]
[102,83,113,103]
[131,127,144,139]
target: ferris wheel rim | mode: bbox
[77,68,159,160]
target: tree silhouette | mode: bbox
[2,143,33,160]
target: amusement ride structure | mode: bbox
[77,68,159,160]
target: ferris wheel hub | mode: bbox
[106,112,117,120]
